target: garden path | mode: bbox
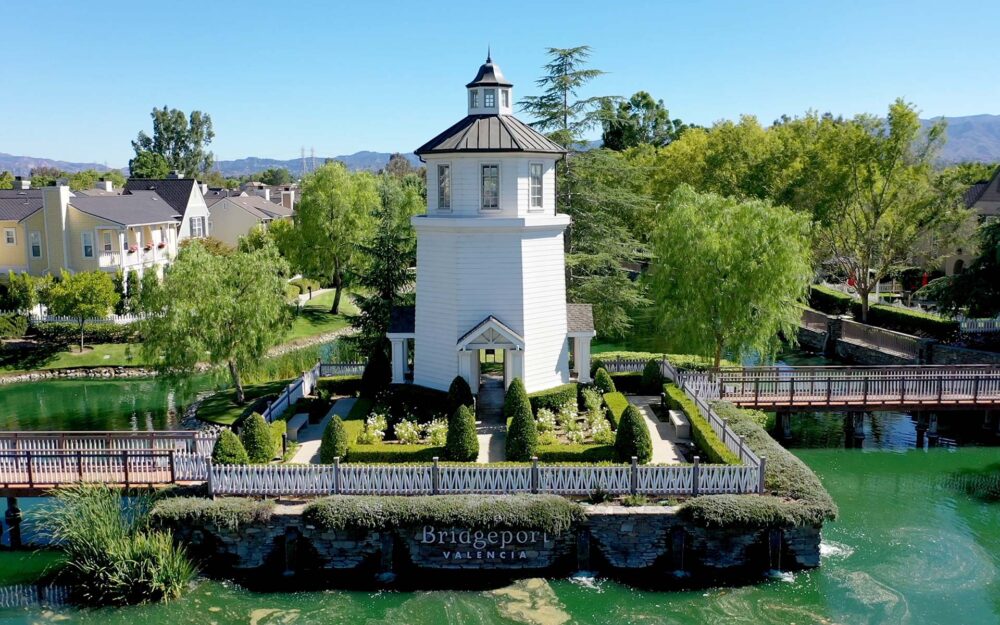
[295,287,334,305]
[291,398,357,464]
[476,374,506,463]
[632,395,685,464]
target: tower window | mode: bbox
[437,164,451,210]
[530,163,543,209]
[481,164,499,210]
[469,89,479,108]
[29,231,41,258]
[81,231,94,258]
[484,88,496,108]
[502,89,510,108]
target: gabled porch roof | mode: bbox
[457,315,524,351]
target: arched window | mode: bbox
[953,259,965,274]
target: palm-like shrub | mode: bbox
[241,413,274,463]
[212,429,249,465]
[593,368,616,394]
[504,378,537,461]
[447,375,475,414]
[615,404,653,463]
[445,405,479,461]
[320,415,349,463]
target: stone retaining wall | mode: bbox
[0,366,159,385]
[929,343,1000,366]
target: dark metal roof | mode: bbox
[466,55,512,88]
[122,178,199,214]
[69,192,180,226]
[567,303,595,333]
[965,181,990,208]
[415,114,566,156]
[388,305,415,334]
[0,190,42,221]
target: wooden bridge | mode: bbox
[678,365,1000,411]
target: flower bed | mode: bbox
[339,397,448,463]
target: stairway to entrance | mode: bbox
[476,373,506,462]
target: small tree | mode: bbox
[240,413,274,463]
[112,271,127,315]
[137,270,161,314]
[4,271,37,316]
[641,359,664,394]
[593,368,616,394]
[211,429,249,465]
[504,378,538,461]
[447,376,474,414]
[615,405,652,463]
[320,415,349,463]
[360,345,392,398]
[47,270,119,351]
[125,270,140,314]
[445,405,479,461]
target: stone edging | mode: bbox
[0,366,160,385]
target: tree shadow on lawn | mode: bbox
[0,340,70,372]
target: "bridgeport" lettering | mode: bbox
[419,526,551,561]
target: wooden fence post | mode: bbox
[122,450,130,488]
[758,456,767,494]
[206,458,214,500]
[531,457,539,494]
[737,436,746,463]
[76,450,83,480]
[630,457,638,495]
[168,450,176,483]
[25,451,33,488]
[692,456,700,496]
[334,457,341,495]
[432,457,440,495]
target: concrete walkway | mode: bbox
[295,286,334,306]
[476,374,506,463]
[632,395,686,464]
[289,397,356,464]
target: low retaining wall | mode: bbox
[833,339,916,366]
[929,344,1000,366]
[0,366,159,385]
[796,327,827,353]
[158,502,821,584]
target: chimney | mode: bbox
[256,187,270,202]
[200,183,208,195]
[95,178,114,192]
[12,176,30,190]
[282,189,295,210]
[167,170,184,179]
[55,177,69,187]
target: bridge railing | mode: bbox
[841,319,921,359]
[801,308,830,331]
[0,431,216,456]
[960,317,1000,334]
[0,450,195,487]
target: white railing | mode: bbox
[841,319,921,359]
[318,363,366,377]
[261,362,323,423]
[0,431,216,456]
[0,450,194,486]
[599,358,651,374]
[960,317,1000,334]
[0,310,147,325]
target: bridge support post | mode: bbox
[927,413,940,447]
[777,412,792,440]
[4,497,22,549]
[915,411,928,449]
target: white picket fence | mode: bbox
[0,450,202,486]
[960,317,1000,334]
[318,363,366,377]
[0,431,216,456]
[0,309,146,325]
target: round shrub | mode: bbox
[447,375,474,414]
[593,367,616,394]
[614,404,652,464]
[505,379,538,461]
[240,413,274,463]
[641,359,664,394]
[445,405,479,461]
[590,358,605,378]
[211,429,248,465]
[320,415,349,463]
[360,347,392,398]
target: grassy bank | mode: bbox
[285,291,356,342]
[0,343,153,375]
[0,550,66,585]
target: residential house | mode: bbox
[949,167,1000,275]
[205,192,294,247]
[241,181,297,211]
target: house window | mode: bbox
[484,88,496,108]
[3,228,14,245]
[481,164,499,210]
[103,231,113,252]
[81,232,94,258]
[502,89,510,108]
[191,217,206,238]
[530,164,544,209]
[469,89,479,108]
[437,164,451,210]
[29,232,41,258]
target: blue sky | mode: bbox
[2,0,998,166]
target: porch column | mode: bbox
[505,350,524,390]
[390,338,407,384]
[574,335,593,384]
[458,350,475,389]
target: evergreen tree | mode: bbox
[212,429,249,465]
[320,415,349,463]
[112,271,127,315]
[593,368,616,394]
[447,376,475,414]
[445,405,479,461]
[125,270,140,314]
[615,404,652,463]
[137,270,161,314]
[504,378,538,461]
[240,413,274,463]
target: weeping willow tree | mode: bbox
[649,185,812,368]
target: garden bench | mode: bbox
[285,413,310,442]
[668,409,690,439]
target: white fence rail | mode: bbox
[0,431,216,456]
[599,358,652,374]
[261,362,323,423]
[0,450,197,487]
[801,308,830,331]
[960,317,1000,334]
[0,310,147,325]
[318,363,366,377]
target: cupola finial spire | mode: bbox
[486,45,491,63]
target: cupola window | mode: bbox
[469,90,479,108]
[529,163,543,209]
[481,164,499,210]
[484,88,496,108]
[502,89,510,108]
[437,164,451,210]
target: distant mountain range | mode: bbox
[3,115,999,178]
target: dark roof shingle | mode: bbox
[122,178,198,214]
[0,190,43,221]
[567,303,595,333]
[70,192,180,226]
[415,115,566,156]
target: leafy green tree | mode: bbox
[614,404,652,463]
[921,220,1000,317]
[130,106,215,177]
[28,166,62,187]
[520,45,606,147]
[4,271,38,314]
[600,91,691,150]
[47,270,119,351]
[381,153,416,178]
[349,175,419,354]
[0,171,13,189]
[141,241,290,404]
[128,151,171,178]
[137,270,161,314]
[290,163,378,313]
[266,218,298,267]
[240,413,274,463]
[445,405,479,461]
[504,378,537,461]
[179,235,233,257]
[68,169,126,191]
[649,185,812,368]
[212,429,249,464]
[320,415,349,462]
[237,224,272,253]
[255,167,293,186]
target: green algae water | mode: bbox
[3,446,998,624]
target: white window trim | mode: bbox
[469,89,479,109]
[3,228,15,245]
[529,162,544,211]
[484,88,496,108]
[81,231,95,258]
[29,231,41,258]
[102,230,113,252]
[436,162,452,212]
[502,89,510,108]
[479,162,501,212]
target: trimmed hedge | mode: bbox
[614,405,652,463]
[602,392,628,429]
[211,430,248,465]
[593,368,616,394]
[320,415,349,463]
[808,284,853,315]
[679,494,826,528]
[240,413,274,463]
[663,383,740,464]
[346,445,445,463]
[445,405,479,462]
[851,302,958,340]
[150,497,274,531]
[385,383,450,422]
[641,359,664,393]
[33,322,139,344]
[609,371,641,393]
[505,379,538,461]
[360,349,392,398]
[447,376,474,414]
[527,383,579,413]
[316,375,362,398]
[535,444,617,462]
[303,494,583,533]
[0,313,27,338]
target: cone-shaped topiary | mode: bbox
[447,375,474,414]
[320,415,349,463]
[445,405,479,461]
[360,345,392,398]
[241,413,275,463]
[615,404,653,463]
[212,429,249,465]
[641,359,664,394]
[504,378,537,461]
[593,367,616,394]
[590,358,605,379]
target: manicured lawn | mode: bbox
[197,380,292,425]
[0,342,152,374]
[0,551,65,585]
[285,290,357,342]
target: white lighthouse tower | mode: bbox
[387,55,595,395]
